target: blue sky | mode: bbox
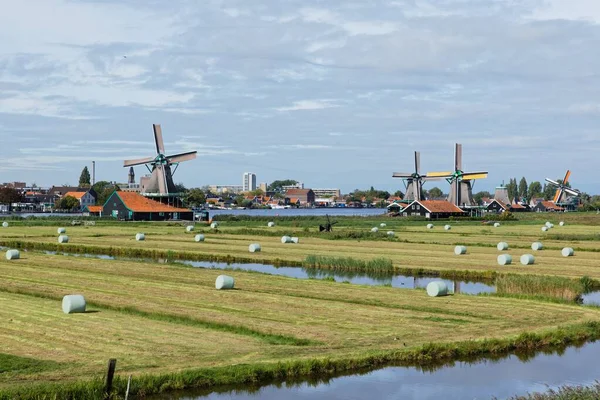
[1,0,599,194]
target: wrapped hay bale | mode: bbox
[427,224,434,229]
[497,254,512,265]
[494,222,501,228]
[215,275,235,290]
[2,221,8,228]
[62,295,86,314]
[497,242,509,251]
[58,235,69,244]
[57,227,66,234]
[210,222,219,229]
[387,231,395,237]
[135,233,145,241]
[426,281,449,297]
[531,242,543,251]
[380,223,387,228]
[267,222,275,227]
[541,226,548,232]
[186,225,195,232]
[561,247,574,257]
[194,234,205,242]
[281,235,293,244]
[454,245,467,255]
[371,227,379,233]
[559,221,565,227]
[291,237,300,244]
[520,254,535,265]
[249,243,261,253]
[444,225,451,231]
[5,249,20,260]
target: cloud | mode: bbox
[268,144,333,150]
[276,100,339,111]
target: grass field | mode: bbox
[1,214,600,398]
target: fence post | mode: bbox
[104,358,117,400]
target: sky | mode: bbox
[1,0,600,195]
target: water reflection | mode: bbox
[150,341,599,400]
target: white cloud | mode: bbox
[276,100,340,111]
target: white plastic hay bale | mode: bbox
[281,235,293,243]
[531,242,543,251]
[497,254,512,265]
[186,225,195,232]
[559,221,565,226]
[380,223,387,228]
[291,237,300,244]
[454,245,467,255]
[215,275,235,290]
[494,222,501,228]
[387,231,395,237]
[57,227,66,234]
[58,235,69,244]
[135,233,145,241]
[545,221,552,228]
[2,221,8,228]
[194,234,205,242]
[561,247,574,257]
[426,281,449,297]
[444,225,451,231]
[548,223,554,229]
[520,254,535,265]
[210,222,219,229]
[267,222,275,227]
[541,226,548,232]
[497,242,509,251]
[5,249,20,260]
[249,243,261,253]
[371,227,379,233]
[427,224,434,229]
[62,295,86,314]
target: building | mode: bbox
[1,182,26,189]
[259,182,268,192]
[494,184,510,206]
[532,200,564,212]
[401,200,465,219]
[208,185,243,194]
[63,191,96,210]
[312,188,341,199]
[243,172,257,192]
[282,182,304,190]
[509,203,530,213]
[284,189,315,206]
[485,199,508,214]
[102,191,193,221]
[83,205,103,217]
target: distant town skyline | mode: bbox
[1,1,600,194]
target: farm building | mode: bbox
[63,191,96,210]
[509,203,530,213]
[83,205,103,217]
[401,200,465,219]
[532,200,564,213]
[485,199,508,214]
[284,189,315,206]
[103,191,193,221]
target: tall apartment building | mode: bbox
[243,172,257,192]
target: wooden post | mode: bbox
[104,358,117,400]
[124,375,132,400]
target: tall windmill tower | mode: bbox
[123,124,197,205]
[427,144,488,207]
[545,170,581,208]
[392,151,440,201]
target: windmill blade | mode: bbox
[565,188,580,196]
[563,170,571,185]
[155,166,168,195]
[426,171,453,178]
[153,124,165,154]
[553,188,563,203]
[545,178,560,187]
[421,176,442,181]
[462,172,488,180]
[123,156,155,167]
[455,143,462,171]
[393,172,414,178]
[167,151,197,163]
[415,151,421,175]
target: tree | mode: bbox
[543,183,557,200]
[393,190,404,198]
[268,180,298,192]
[173,182,188,193]
[518,177,528,200]
[79,166,91,187]
[91,181,120,206]
[527,181,542,201]
[249,189,264,196]
[427,187,443,199]
[473,191,492,205]
[505,178,518,202]
[184,188,206,207]
[0,188,22,211]
[55,195,80,210]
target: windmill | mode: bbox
[319,214,338,232]
[392,151,440,201]
[545,170,581,205]
[123,124,197,195]
[427,143,488,207]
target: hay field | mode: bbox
[1,251,600,392]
